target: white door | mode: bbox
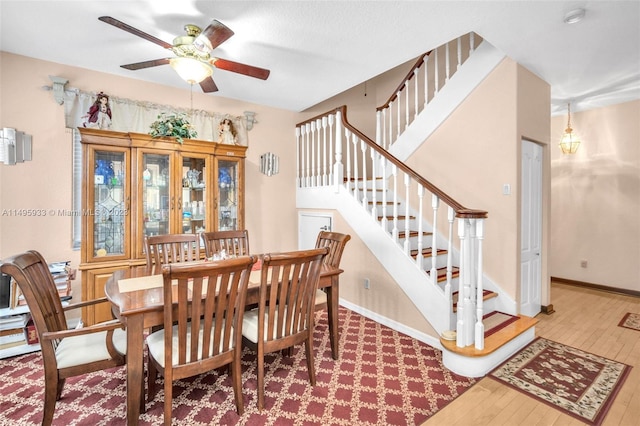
[298,212,332,249]
[520,140,542,316]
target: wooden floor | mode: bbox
[424,281,640,426]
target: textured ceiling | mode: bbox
[1,1,638,114]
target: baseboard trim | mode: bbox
[551,276,640,298]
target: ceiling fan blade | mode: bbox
[211,58,270,80]
[120,58,170,70]
[199,76,219,93]
[99,16,173,50]
[194,20,234,52]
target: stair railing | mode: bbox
[296,105,489,349]
[376,32,481,150]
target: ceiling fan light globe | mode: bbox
[170,57,212,84]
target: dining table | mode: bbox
[104,259,343,426]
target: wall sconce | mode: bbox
[244,111,257,131]
[260,152,279,176]
[0,128,32,165]
[559,102,581,154]
[49,75,69,105]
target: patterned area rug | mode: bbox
[618,312,640,331]
[489,337,631,426]
[0,308,476,426]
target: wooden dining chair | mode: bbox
[241,247,329,410]
[146,256,256,424]
[313,231,351,311]
[144,233,201,265]
[0,250,126,426]
[201,229,250,258]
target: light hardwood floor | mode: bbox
[424,281,640,426]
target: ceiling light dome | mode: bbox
[169,57,212,84]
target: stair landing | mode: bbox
[440,314,538,357]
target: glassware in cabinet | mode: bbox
[216,158,242,231]
[88,147,130,261]
[140,152,171,241]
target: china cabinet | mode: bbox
[78,128,246,324]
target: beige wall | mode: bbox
[0,52,300,297]
[550,100,640,291]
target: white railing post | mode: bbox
[295,126,301,187]
[321,117,328,186]
[344,129,352,193]
[457,37,462,72]
[369,146,377,218]
[391,164,399,242]
[416,185,425,269]
[396,93,401,140]
[434,46,439,94]
[403,173,411,255]
[381,156,388,228]
[304,123,310,187]
[310,120,317,186]
[430,194,440,281]
[423,55,429,109]
[413,68,419,121]
[456,218,474,348]
[445,206,454,327]
[333,111,343,192]
[474,219,485,350]
[445,41,450,83]
[404,82,410,130]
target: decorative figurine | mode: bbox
[217,118,238,145]
[84,92,112,129]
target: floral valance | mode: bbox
[62,88,248,145]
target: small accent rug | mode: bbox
[489,337,631,426]
[483,311,519,338]
[618,312,640,331]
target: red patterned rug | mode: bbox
[0,308,476,425]
[618,312,640,331]
[489,337,631,426]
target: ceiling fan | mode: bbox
[99,16,270,93]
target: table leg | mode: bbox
[325,276,340,360]
[126,316,144,426]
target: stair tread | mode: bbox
[451,289,497,312]
[428,266,460,282]
[411,247,448,257]
[398,230,433,238]
[378,215,414,220]
[440,314,539,357]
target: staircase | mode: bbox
[296,33,537,377]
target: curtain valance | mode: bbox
[62,88,248,145]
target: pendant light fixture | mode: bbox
[559,102,580,154]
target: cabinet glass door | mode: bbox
[141,152,171,239]
[92,150,127,259]
[180,155,208,234]
[217,159,240,230]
